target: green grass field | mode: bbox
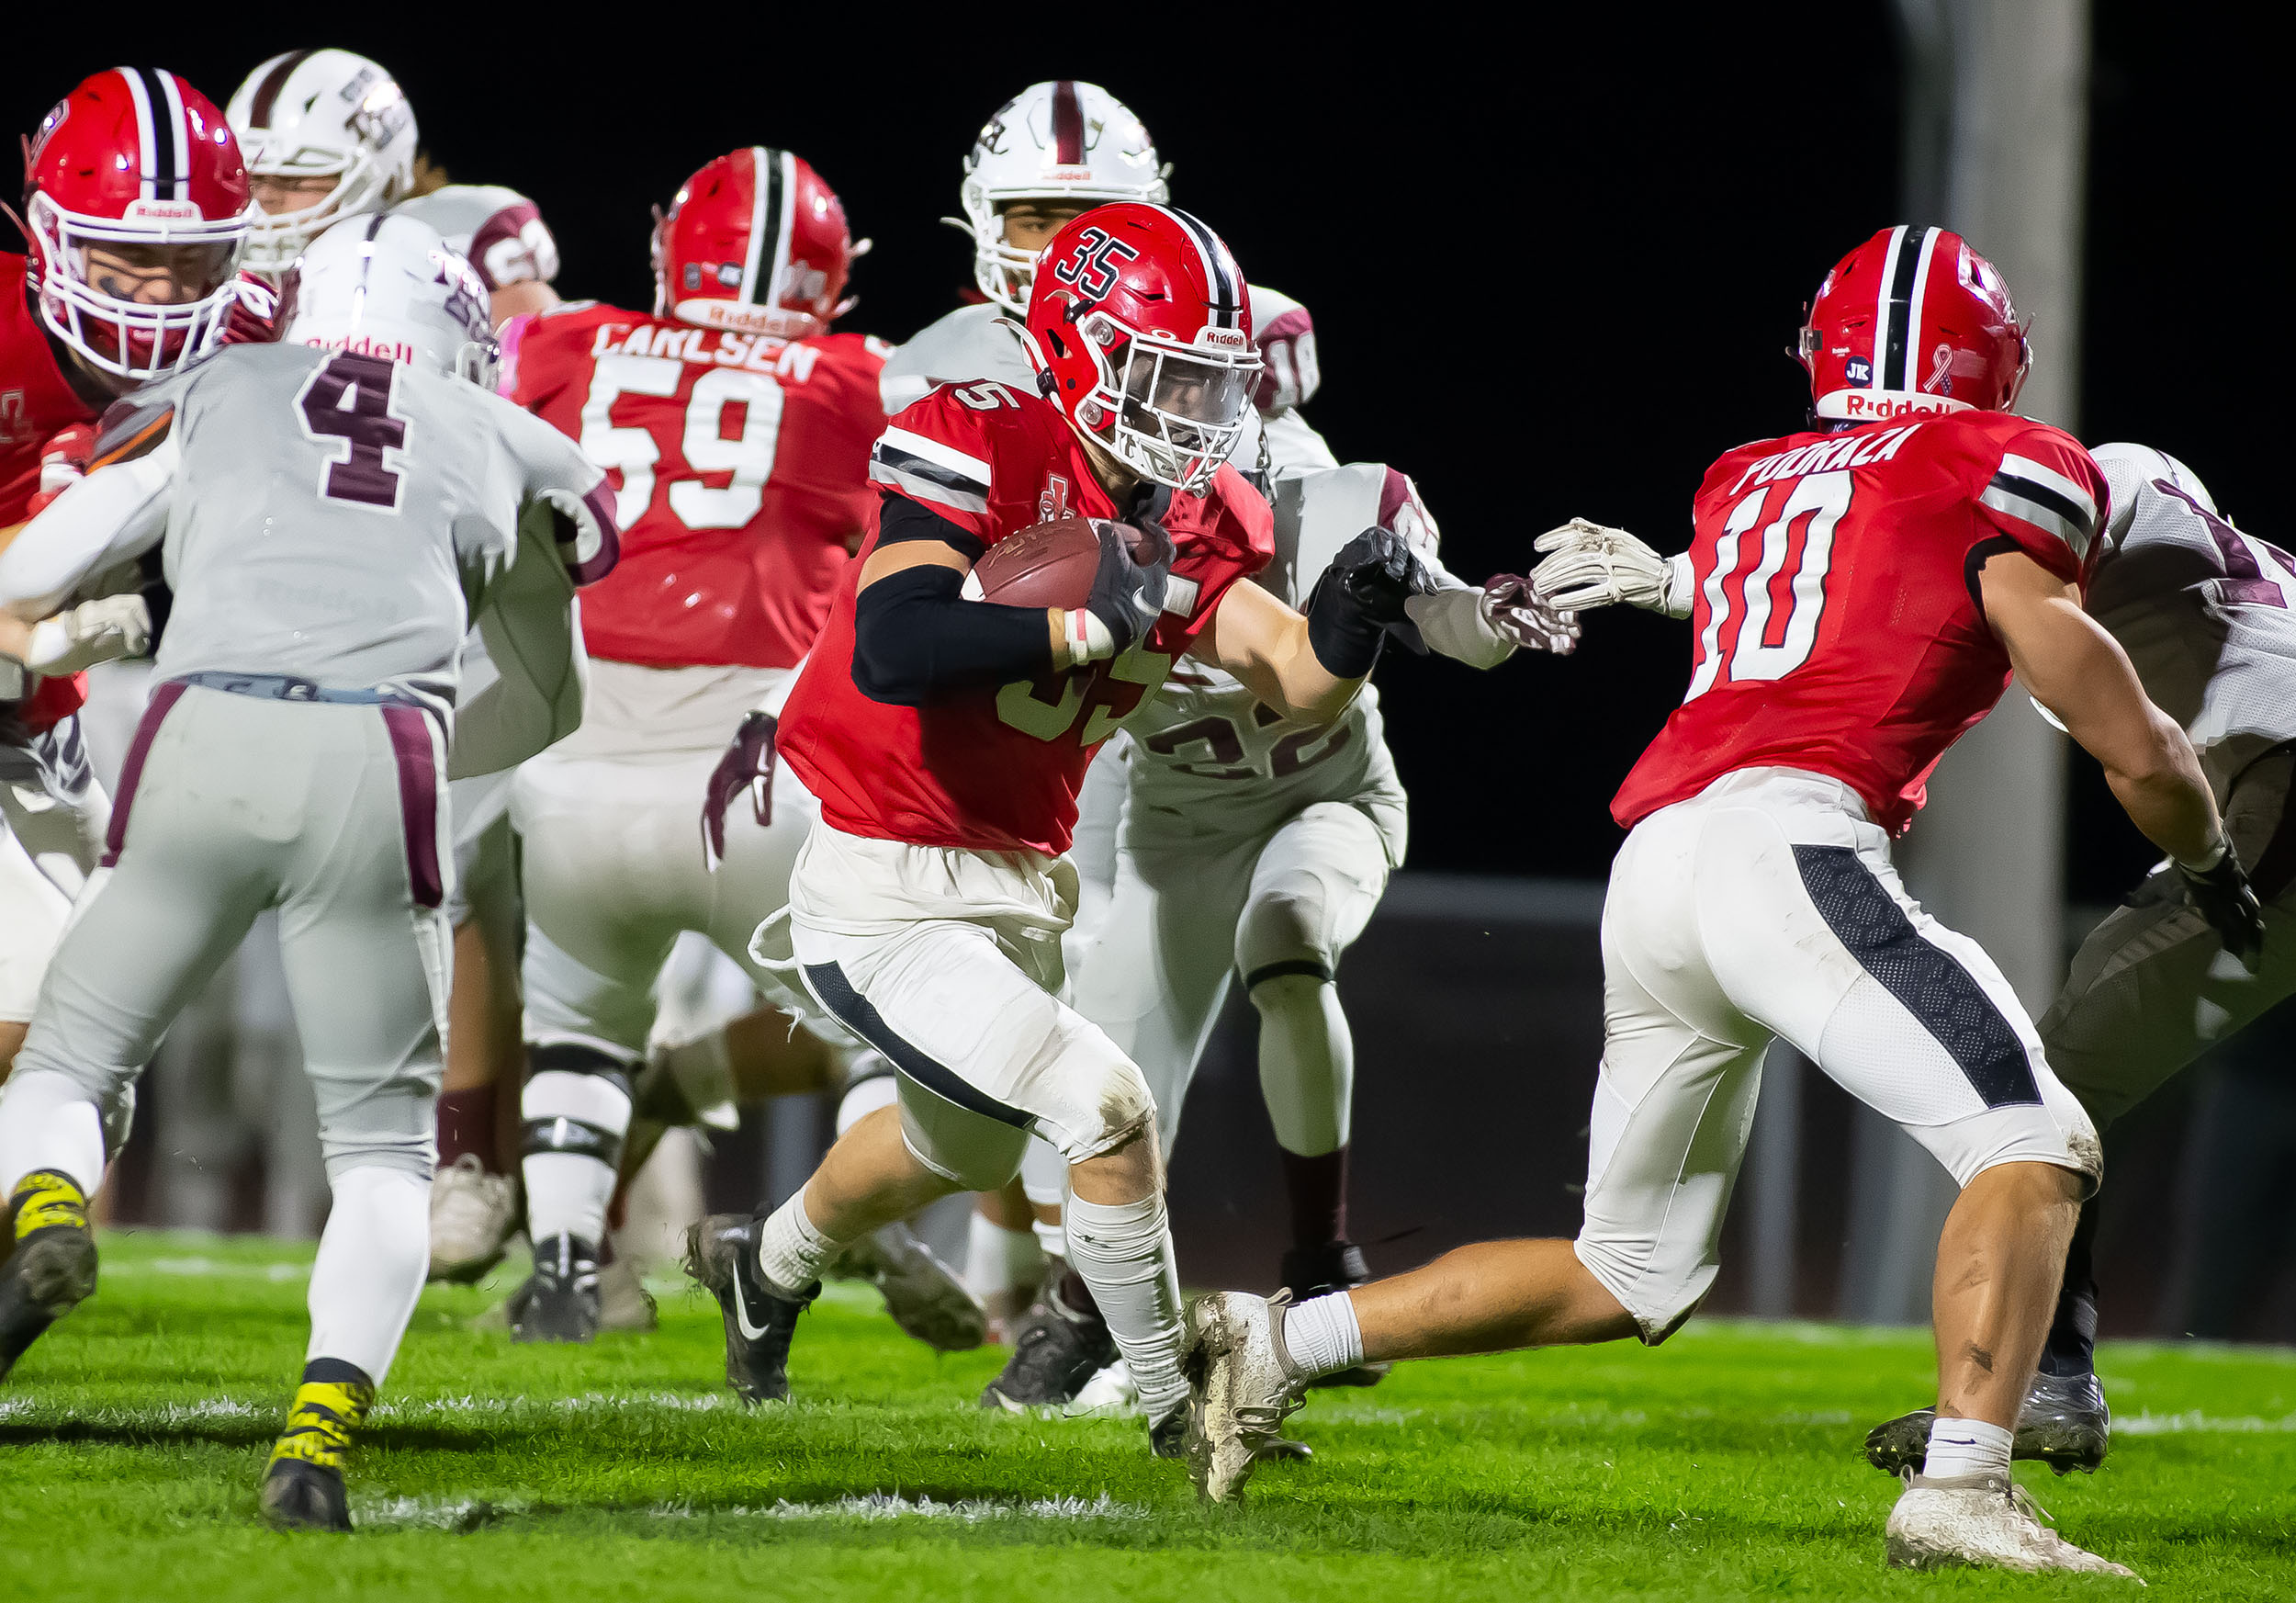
[3,1231,2293,1601]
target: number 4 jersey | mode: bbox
[777,381,1275,856]
[1612,409,2105,835]
[505,301,891,669]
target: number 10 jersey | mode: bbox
[1612,409,2105,836]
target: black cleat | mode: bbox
[1864,1371,2111,1475]
[261,1457,352,1533]
[0,1172,97,1383]
[683,1214,814,1404]
[827,1222,987,1352]
[980,1283,1117,1412]
[1149,1403,1189,1460]
[508,1235,602,1344]
[1279,1241,1390,1389]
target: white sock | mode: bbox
[1282,1290,1365,1379]
[963,1206,1044,1299]
[1251,973,1354,1155]
[522,1068,631,1247]
[756,1187,837,1295]
[1922,1415,2014,1480]
[0,1069,107,1199]
[1063,1190,1186,1417]
[307,1167,430,1385]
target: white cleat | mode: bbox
[1886,1472,2141,1580]
[1183,1291,1306,1504]
[1066,1357,1142,1417]
[427,1154,520,1283]
[597,1255,659,1333]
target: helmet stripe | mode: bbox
[152,71,190,199]
[117,68,159,201]
[766,150,796,310]
[1167,206,1243,330]
[738,147,771,306]
[1897,227,1943,392]
[1880,225,1924,396]
[1051,81,1086,166]
[246,50,317,129]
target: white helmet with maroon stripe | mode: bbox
[227,49,419,273]
[22,66,253,382]
[286,211,496,386]
[955,81,1169,315]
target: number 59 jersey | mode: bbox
[1612,409,2105,836]
[505,302,891,669]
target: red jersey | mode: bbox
[2,254,103,733]
[1613,409,2105,835]
[778,381,1275,855]
[506,301,889,669]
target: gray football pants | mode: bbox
[2043,744,2296,1130]
[13,682,450,1180]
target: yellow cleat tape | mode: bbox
[9,1172,89,1242]
[266,1380,376,1473]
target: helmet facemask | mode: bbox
[237,74,415,273]
[28,195,246,380]
[1071,310,1258,491]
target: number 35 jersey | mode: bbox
[506,302,890,669]
[1612,409,2104,836]
[777,381,1275,857]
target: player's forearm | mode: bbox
[0,446,174,617]
[850,564,1054,706]
[1242,609,1361,724]
[2101,712,2223,867]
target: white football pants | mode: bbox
[1581,767,2099,1340]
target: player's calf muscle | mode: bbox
[1352,1239,1638,1360]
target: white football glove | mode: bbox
[1530,518,1694,619]
[24,593,152,673]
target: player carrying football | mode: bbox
[1183,226,2260,1578]
[2,68,256,1081]
[0,214,614,1531]
[682,203,1432,1451]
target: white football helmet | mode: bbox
[952,81,1169,314]
[2092,442,2217,553]
[228,49,419,273]
[285,212,496,386]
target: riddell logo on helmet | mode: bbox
[1840,390,1962,419]
[125,199,201,222]
[302,333,417,364]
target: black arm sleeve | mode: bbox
[875,489,987,561]
[852,563,1054,706]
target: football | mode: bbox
[966,515,1108,609]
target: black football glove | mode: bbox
[2178,849,2265,965]
[701,711,776,871]
[1075,516,1174,663]
[1305,526,1438,677]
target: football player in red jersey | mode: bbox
[486,149,890,1340]
[1185,227,2257,1574]
[1,68,252,1079]
[682,204,1433,1454]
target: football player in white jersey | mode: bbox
[1856,445,2296,1474]
[226,49,569,1278]
[0,216,613,1531]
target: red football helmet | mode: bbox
[653,147,863,341]
[1024,203,1260,491]
[21,67,253,381]
[1796,224,2029,423]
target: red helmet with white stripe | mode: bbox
[1024,203,1260,492]
[653,147,861,341]
[1796,224,2029,423]
[22,67,253,381]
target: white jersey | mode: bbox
[0,343,604,718]
[392,184,560,294]
[2085,473,2296,802]
[879,286,1338,476]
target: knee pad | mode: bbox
[835,1051,900,1136]
[522,1042,635,1168]
[1236,885,1336,992]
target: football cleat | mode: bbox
[508,1235,602,1344]
[1885,1471,2137,1578]
[980,1282,1116,1412]
[1149,1401,1189,1460]
[1066,1357,1142,1417]
[1183,1290,1307,1505]
[1280,1242,1390,1389]
[684,1214,815,1404]
[262,1365,373,1534]
[0,1171,97,1383]
[827,1222,986,1352]
[596,1254,658,1333]
[426,1153,520,1283]
[1864,1372,2110,1476]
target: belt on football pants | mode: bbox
[168,671,448,711]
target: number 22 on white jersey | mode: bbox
[1685,468,1852,701]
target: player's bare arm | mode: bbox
[1194,526,1437,723]
[1979,550,2220,864]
